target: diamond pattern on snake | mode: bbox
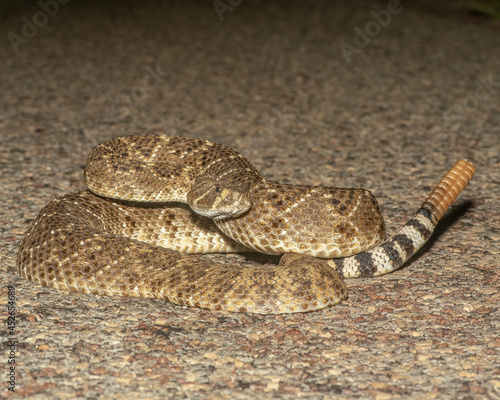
[17,135,475,314]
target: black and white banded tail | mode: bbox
[328,160,476,278]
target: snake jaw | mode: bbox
[187,178,252,220]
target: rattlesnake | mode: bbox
[17,135,475,314]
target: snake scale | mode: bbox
[17,135,475,314]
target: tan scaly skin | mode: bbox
[17,135,475,314]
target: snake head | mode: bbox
[187,178,252,220]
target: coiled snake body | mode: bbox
[17,135,475,314]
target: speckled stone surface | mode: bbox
[1,1,499,399]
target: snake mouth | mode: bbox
[188,186,253,220]
[207,191,253,220]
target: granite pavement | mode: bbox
[1,1,499,399]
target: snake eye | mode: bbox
[215,187,221,193]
